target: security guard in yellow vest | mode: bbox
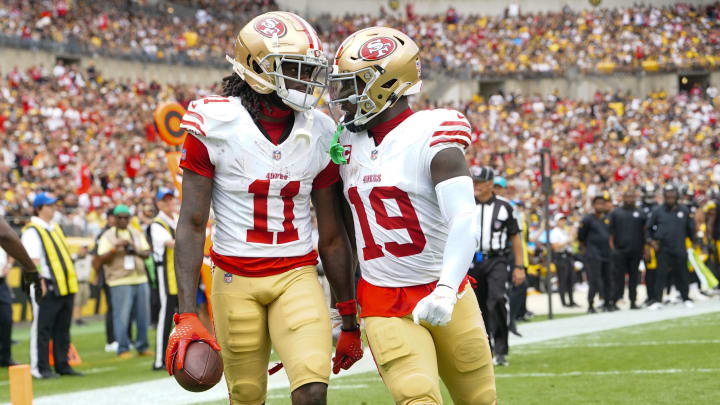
[149,188,178,371]
[21,193,82,379]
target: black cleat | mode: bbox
[57,368,83,377]
[493,354,508,366]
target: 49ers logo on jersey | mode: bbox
[254,17,287,38]
[359,37,397,61]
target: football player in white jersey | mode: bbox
[165,12,362,405]
[327,27,496,404]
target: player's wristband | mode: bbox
[336,299,357,316]
[513,264,526,270]
[341,324,360,332]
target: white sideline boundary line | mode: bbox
[6,300,719,405]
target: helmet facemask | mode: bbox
[328,66,382,131]
[227,48,329,112]
[328,64,420,132]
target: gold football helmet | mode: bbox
[329,27,422,126]
[226,11,328,111]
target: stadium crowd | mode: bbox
[0,61,213,236]
[2,60,719,301]
[1,1,720,76]
[0,0,719,370]
[3,61,718,236]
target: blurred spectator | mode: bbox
[550,214,576,307]
[646,185,696,309]
[608,189,646,309]
[0,1,719,77]
[73,245,92,325]
[148,187,178,371]
[578,194,614,313]
[0,248,13,367]
[95,204,152,358]
[22,192,82,378]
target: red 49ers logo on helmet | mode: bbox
[359,37,397,61]
[254,17,287,38]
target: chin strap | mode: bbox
[329,123,347,164]
[293,110,314,146]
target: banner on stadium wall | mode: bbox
[154,102,188,146]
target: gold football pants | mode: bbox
[211,266,331,405]
[365,286,496,405]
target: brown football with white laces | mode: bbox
[173,341,224,392]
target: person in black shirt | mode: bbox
[468,167,525,367]
[704,193,720,281]
[646,185,696,309]
[578,194,614,313]
[641,184,659,303]
[609,190,645,309]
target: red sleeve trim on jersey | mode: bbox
[312,161,340,190]
[180,120,206,137]
[429,138,469,148]
[440,120,471,128]
[186,111,204,124]
[432,130,472,141]
[179,134,214,178]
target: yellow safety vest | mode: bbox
[24,223,78,296]
[153,217,177,295]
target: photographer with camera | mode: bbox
[95,205,153,359]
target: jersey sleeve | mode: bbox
[179,96,238,139]
[421,109,472,175]
[179,133,215,178]
[310,110,341,190]
[312,161,339,190]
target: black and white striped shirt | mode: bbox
[474,194,520,256]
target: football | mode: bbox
[173,341,224,392]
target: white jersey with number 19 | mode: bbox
[338,108,471,287]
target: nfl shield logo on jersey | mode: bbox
[371,149,378,160]
[224,272,233,283]
[273,150,282,160]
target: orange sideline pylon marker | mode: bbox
[8,364,32,405]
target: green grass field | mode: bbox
[220,312,720,405]
[2,312,719,404]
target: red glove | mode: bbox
[332,299,363,374]
[166,313,221,375]
[332,328,363,374]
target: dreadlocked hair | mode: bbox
[220,73,285,119]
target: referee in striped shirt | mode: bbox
[468,167,526,367]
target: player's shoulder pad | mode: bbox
[422,108,472,150]
[309,109,338,145]
[180,96,244,140]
